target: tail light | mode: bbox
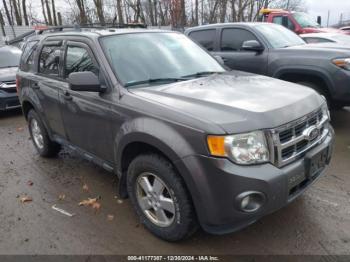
[16,76,21,94]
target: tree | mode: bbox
[52,0,57,25]
[2,0,13,25]
[93,0,105,25]
[75,0,87,24]
[22,0,29,25]
[11,0,22,25]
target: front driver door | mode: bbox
[58,41,114,163]
[213,27,268,75]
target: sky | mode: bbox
[306,0,350,26]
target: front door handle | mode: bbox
[63,91,73,101]
[32,82,40,89]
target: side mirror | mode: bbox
[68,71,101,92]
[213,55,225,65]
[242,40,264,52]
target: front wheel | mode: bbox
[127,154,198,241]
[27,110,61,157]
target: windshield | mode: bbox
[100,32,225,87]
[332,34,350,43]
[293,12,320,29]
[255,24,305,48]
[0,48,21,68]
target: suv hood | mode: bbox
[0,67,18,82]
[287,43,350,52]
[130,71,324,134]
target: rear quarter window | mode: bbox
[188,29,216,51]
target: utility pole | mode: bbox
[339,13,343,26]
[327,10,330,27]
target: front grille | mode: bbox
[270,107,329,167]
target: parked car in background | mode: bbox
[186,23,350,109]
[340,26,350,33]
[0,46,22,111]
[301,32,350,45]
[259,8,347,35]
[17,27,334,241]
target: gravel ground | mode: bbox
[0,108,349,255]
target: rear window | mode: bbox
[39,44,62,76]
[188,29,216,51]
[20,41,39,72]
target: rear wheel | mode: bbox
[127,154,198,241]
[27,110,61,157]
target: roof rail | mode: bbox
[35,23,147,35]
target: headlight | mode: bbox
[332,58,350,70]
[207,131,270,165]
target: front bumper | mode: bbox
[175,128,334,235]
[0,90,20,111]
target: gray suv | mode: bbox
[17,27,334,241]
[186,23,350,109]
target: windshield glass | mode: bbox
[0,48,21,68]
[100,32,225,87]
[332,34,350,43]
[293,12,320,28]
[255,24,305,48]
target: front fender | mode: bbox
[272,66,335,94]
[114,117,201,176]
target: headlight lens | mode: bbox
[207,131,270,165]
[321,102,330,120]
[332,58,350,70]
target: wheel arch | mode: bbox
[274,68,334,98]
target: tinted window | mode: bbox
[39,45,62,76]
[65,46,98,78]
[189,29,216,51]
[21,41,38,71]
[272,16,295,31]
[221,28,258,51]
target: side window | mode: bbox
[20,41,38,72]
[272,16,295,31]
[39,45,62,76]
[221,28,258,51]
[189,29,216,51]
[64,46,98,78]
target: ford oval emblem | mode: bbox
[303,126,319,141]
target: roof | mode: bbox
[185,22,274,32]
[25,27,175,42]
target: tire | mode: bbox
[27,109,61,157]
[127,154,198,241]
[297,81,342,110]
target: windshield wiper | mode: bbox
[181,71,222,78]
[125,77,187,87]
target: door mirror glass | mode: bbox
[68,71,101,92]
[242,40,264,52]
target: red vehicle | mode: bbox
[259,9,347,35]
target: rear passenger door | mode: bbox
[58,41,114,163]
[213,28,268,75]
[34,41,66,138]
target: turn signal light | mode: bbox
[207,136,226,157]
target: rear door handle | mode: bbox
[63,91,73,101]
[32,82,40,89]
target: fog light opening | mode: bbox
[237,191,265,213]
